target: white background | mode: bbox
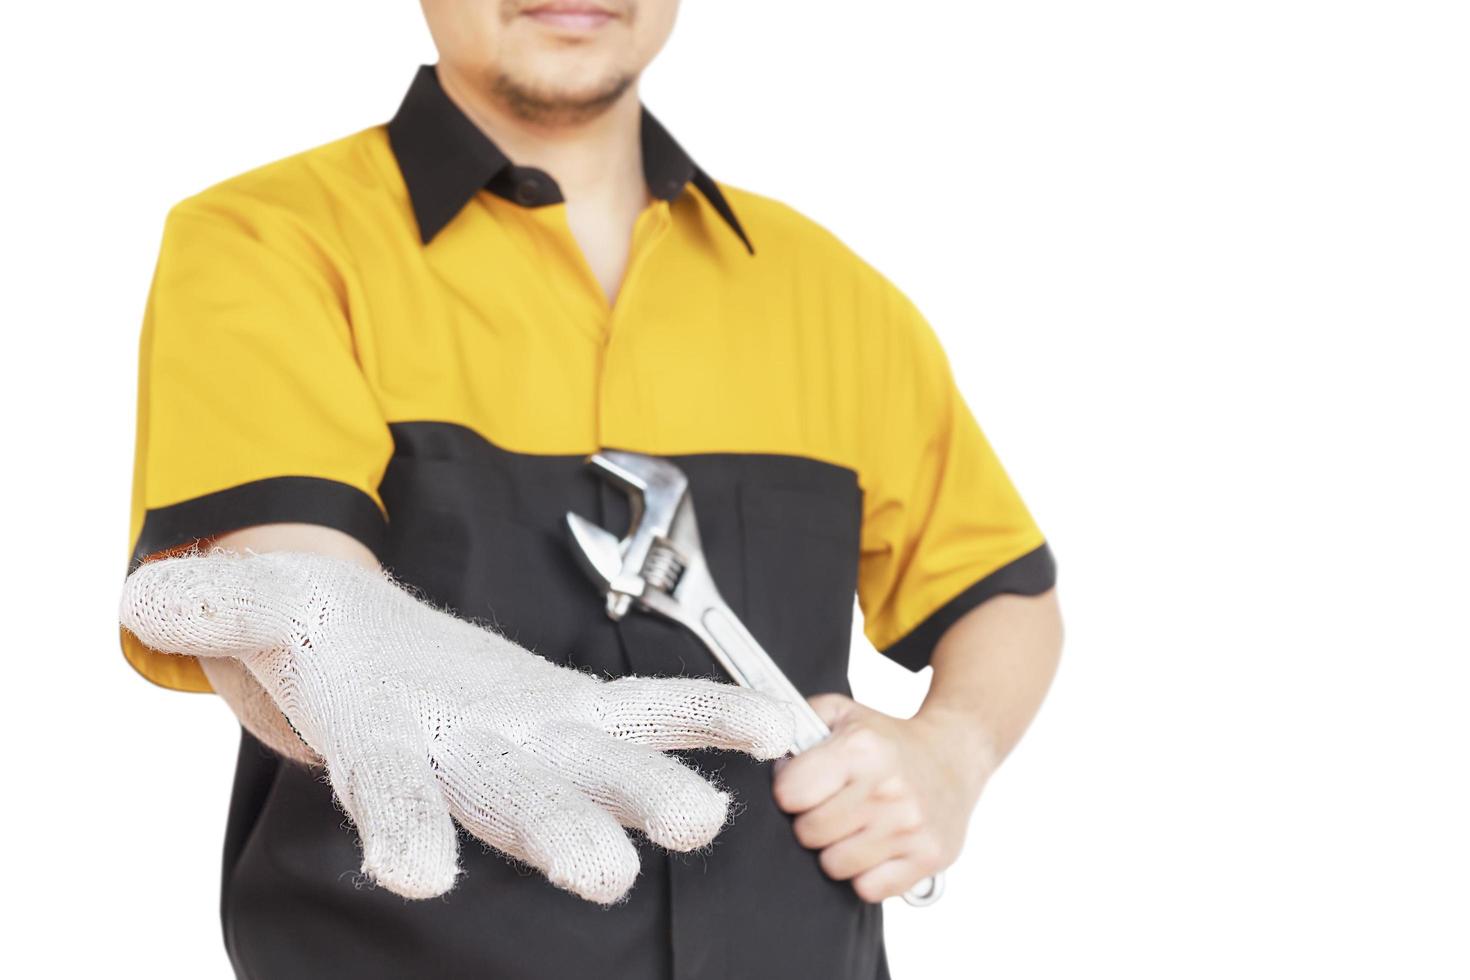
[3,1,1466,976]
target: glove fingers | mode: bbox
[596,676,795,759]
[525,723,731,851]
[118,551,298,657]
[436,728,641,905]
[324,713,460,901]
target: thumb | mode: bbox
[119,550,299,658]
[808,692,860,729]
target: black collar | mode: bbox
[387,64,753,254]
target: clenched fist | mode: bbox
[772,693,994,903]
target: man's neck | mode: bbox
[435,64,647,208]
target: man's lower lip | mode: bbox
[524,10,615,30]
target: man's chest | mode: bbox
[340,197,867,466]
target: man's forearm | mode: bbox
[914,588,1064,792]
[213,522,382,569]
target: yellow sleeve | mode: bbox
[123,194,394,692]
[857,282,1056,671]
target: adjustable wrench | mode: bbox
[565,450,944,907]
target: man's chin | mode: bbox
[491,70,634,126]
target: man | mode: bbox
[120,1,1063,977]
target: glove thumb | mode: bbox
[119,550,299,658]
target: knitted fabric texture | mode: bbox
[198,657,323,767]
[119,550,795,904]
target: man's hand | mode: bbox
[772,693,996,903]
[120,549,794,905]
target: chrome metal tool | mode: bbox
[565,449,944,907]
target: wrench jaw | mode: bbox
[589,451,690,618]
[567,452,693,620]
[590,450,688,508]
[564,512,623,587]
[564,511,649,619]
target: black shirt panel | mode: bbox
[219,421,891,979]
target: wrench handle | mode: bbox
[699,605,831,751]
[696,605,945,908]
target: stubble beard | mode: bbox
[490,69,635,126]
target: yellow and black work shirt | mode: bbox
[124,64,1056,980]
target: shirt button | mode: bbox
[514,178,542,205]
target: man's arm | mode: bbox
[918,586,1065,773]
[773,587,1064,902]
[194,523,379,766]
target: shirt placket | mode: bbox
[593,199,674,449]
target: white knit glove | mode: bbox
[119,550,794,904]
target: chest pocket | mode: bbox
[737,474,863,698]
